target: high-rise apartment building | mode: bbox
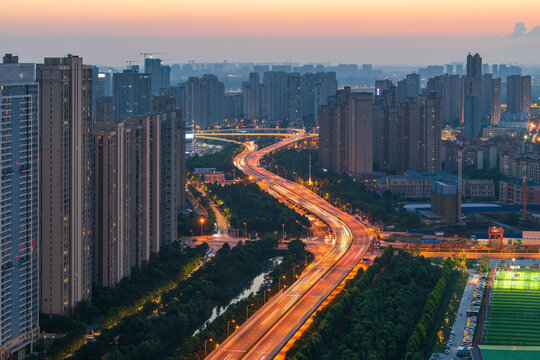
[347,92,374,173]
[313,72,338,121]
[113,67,152,120]
[185,75,224,128]
[242,73,261,121]
[145,58,171,96]
[319,88,350,172]
[464,94,481,138]
[463,53,483,137]
[162,83,187,114]
[481,74,502,126]
[373,83,396,171]
[158,110,182,244]
[92,67,112,121]
[93,122,132,287]
[319,88,373,174]
[124,108,184,248]
[287,73,301,124]
[37,55,94,315]
[224,94,243,121]
[0,54,40,358]
[95,96,114,123]
[507,75,532,114]
[411,93,442,173]
[397,73,421,103]
[426,74,462,127]
[261,71,288,123]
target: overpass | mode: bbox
[195,127,312,138]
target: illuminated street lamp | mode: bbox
[200,218,205,236]
[246,303,254,321]
[264,288,271,303]
[282,223,285,238]
[243,222,247,238]
[205,338,213,357]
[227,319,235,336]
[279,275,286,290]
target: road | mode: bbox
[206,135,372,360]
[432,271,480,359]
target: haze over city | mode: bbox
[2,0,540,65]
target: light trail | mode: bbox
[206,133,371,360]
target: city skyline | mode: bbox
[3,34,540,68]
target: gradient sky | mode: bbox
[1,0,540,65]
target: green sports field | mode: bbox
[483,270,540,346]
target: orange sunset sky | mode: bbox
[2,0,540,36]
[1,0,540,65]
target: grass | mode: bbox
[483,270,540,346]
[429,270,469,354]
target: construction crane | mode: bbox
[140,52,164,59]
[125,60,139,67]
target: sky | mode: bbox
[1,0,540,66]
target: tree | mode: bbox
[480,255,490,273]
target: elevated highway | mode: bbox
[206,134,371,360]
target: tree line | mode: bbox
[66,238,286,359]
[286,246,444,360]
[37,242,208,360]
[405,258,454,360]
[263,148,422,229]
[171,239,313,359]
[186,141,242,176]
[205,182,311,237]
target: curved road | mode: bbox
[206,134,372,360]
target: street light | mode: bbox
[200,218,205,236]
[264,288,271,303]
[279,275,286,290]
[227,319,235,336]
[282,224,285,238]
[243,222,247,238]
[205,338,213,357]
[293,264,300,279]
[246,303,254,321]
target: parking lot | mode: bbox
[431,271,486,359]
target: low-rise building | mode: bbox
[377,170,494,200]
[204,171,226,182]
[431,180,459,223]
[464,180,495,200]
[376,171,455,199]
[194,168,226,182]
[499,179,540,205]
